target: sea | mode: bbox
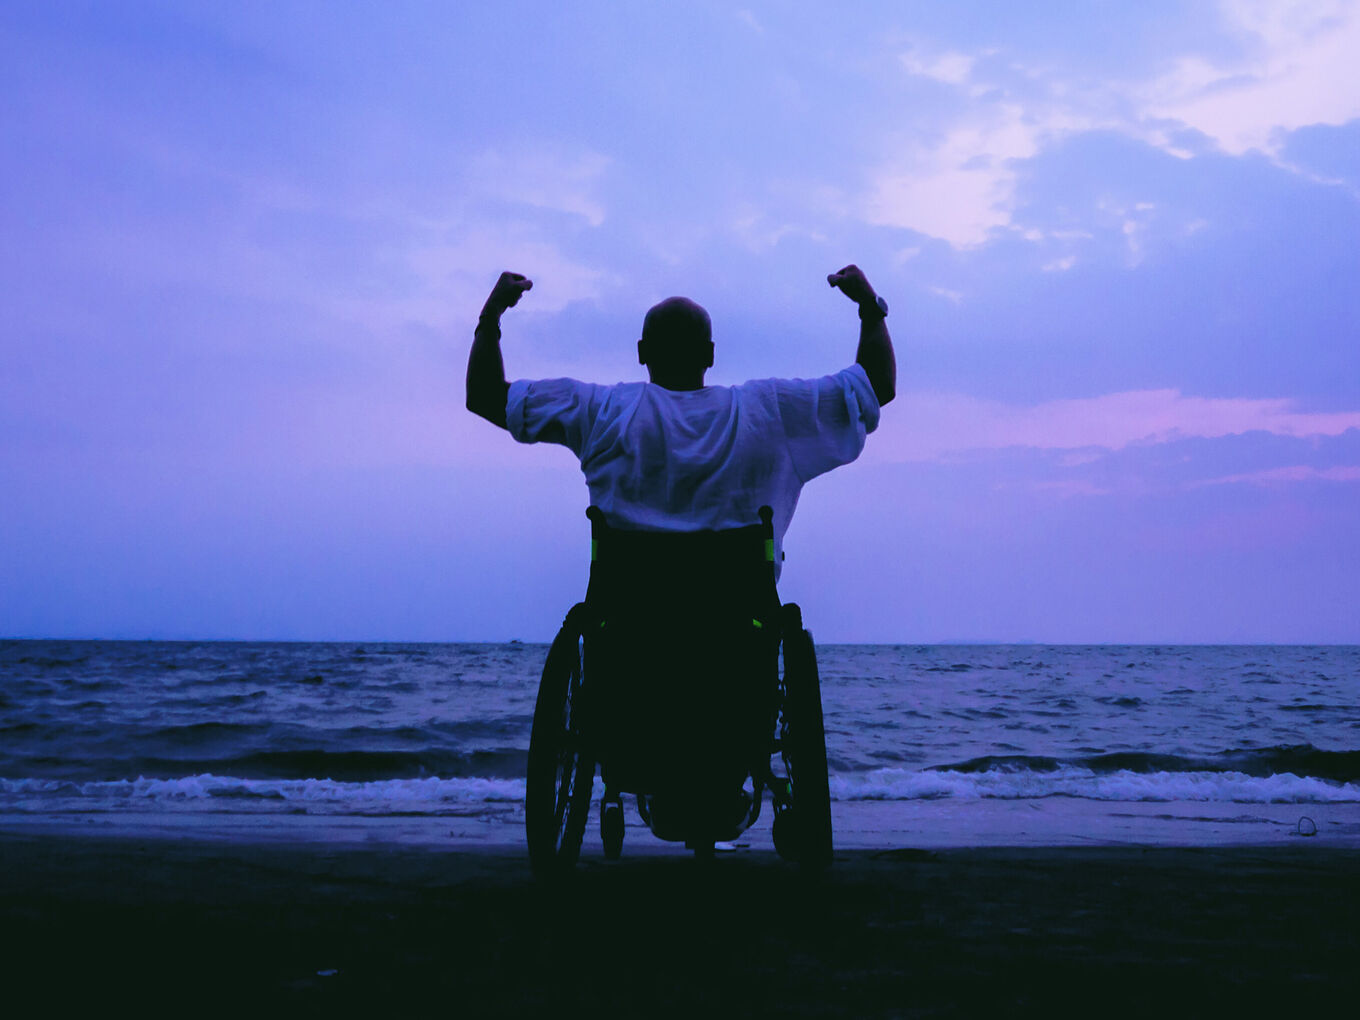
[2,640,1358,851]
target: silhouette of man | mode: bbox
[466,266,894,569]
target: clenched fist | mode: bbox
[483,271,533,316]
[827,264,877,307]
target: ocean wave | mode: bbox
[4,763,1358,821]
[932,744,1360,783]
[132,718,534,746]
[0,717,537,780]
[831,766,1360,803]
[213,746,529,781]
[0,746,530,784]
[0,774,529,816]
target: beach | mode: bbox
[5,830,1357,1016]
[5,641,1357,1013]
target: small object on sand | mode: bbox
[1294,816,1318,837]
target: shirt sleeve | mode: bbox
[505,378,607,457]
[774,364,881,483]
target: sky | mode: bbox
[2,0,1358,643]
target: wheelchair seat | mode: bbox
[525,506,832,877]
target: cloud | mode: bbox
[899,47,976,86]
[335,223,615,334]
[1192,464,1360,486]
[866,388,1360,462]
[321,144,616,332]
[735,9,764,34]
[1141,0,1360,156]
[857,2,1360,247]
[730,205,826,252]
[865,104,1065,247]
[466,145,611,226]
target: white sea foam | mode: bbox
[0,774,529,816]
[829,767,1360,803]
[3,766,1358,819]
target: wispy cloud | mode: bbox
[337,223,615,333]
[730,204,827,252]
[328,144,616,330]
[1140,0,1360,156]
[735,9,764,34]
[867,389,1360,462]
[857,1,1360,248]
[466,145,611,227]
[864,103,1068,247]
[1192,464,1360,486]
[899,46,976,86]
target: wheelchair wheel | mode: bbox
[526,614,595,880]
[779,604,833,869]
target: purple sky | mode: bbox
[2,1,1358,642]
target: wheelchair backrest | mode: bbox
[583,505,780,631]
[581,506,782,794]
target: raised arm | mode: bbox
[828,264,896,406]
[466,271,533,429]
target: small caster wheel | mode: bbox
[687,840,715,861]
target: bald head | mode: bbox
[642,297,711,346]
[638,296,713,391]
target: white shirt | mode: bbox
[506,364,880,574]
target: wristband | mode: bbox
[858,294,889,321]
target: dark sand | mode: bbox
[3,832,1356,1016]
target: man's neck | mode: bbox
[647,371,706,391]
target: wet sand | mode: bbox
[4,832,1357,1016]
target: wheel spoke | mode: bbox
[553,768,571,837]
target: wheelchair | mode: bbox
[525,505,832,878]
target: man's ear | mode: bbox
[637,338,648,365]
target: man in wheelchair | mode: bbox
[467,266,895,874]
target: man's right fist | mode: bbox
[827,264,876,307]
[485,271,533,314]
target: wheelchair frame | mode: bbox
[525,506,832,877]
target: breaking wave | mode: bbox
[929,745,1360,783]
[830,766,1360,803]
[0,774,528,817]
